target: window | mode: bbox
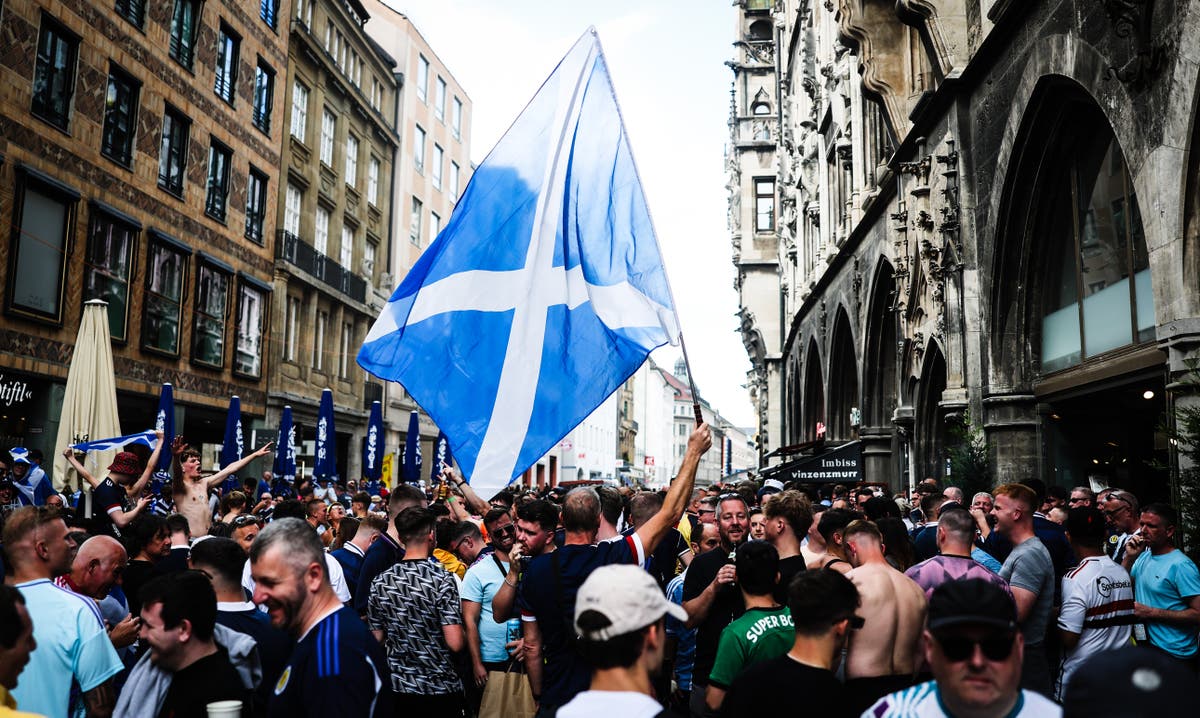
[368,156,380,205]
[115,0,145,27]
[235,283,265,378]
[339,321,353,378]
[284,295,300,362]
[1040,127,1155,373]
[364,241,376,278]
[345,134,358,188]
[290,81,308,140]
[193,262,229,368]
[143,238,188,355]
[435,76,446,121]
[320,108,335,165]
[245,168,268,243]
[410,197,422,244]
[169,0,201,69]
[295,0,312,26]
[7,177,76,322]
[253,60,274,132]
[313,310,328,371]
[259,0,278,29]
[101,67,139,166]
[205,140,232,221]
[340,225,353,269]
[754,178,775,231]
[32,16,78,130]
[84,210,137,341]
[414,125,426,172]
[449,161,460,203]
[315,207,329,255]
[432,144,443,190]
[214,24,239,104]
[158,106,189,196]
[416,54,429,103]
[430,211,441,242]
[452,97,462,140]
[284,183,302,236]
[370,77,382,111]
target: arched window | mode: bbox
[1040,124,1154,373]
[752,102,771,116]
[747,20,772,42]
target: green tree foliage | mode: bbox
[946,410,990,500]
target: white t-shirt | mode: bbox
[866,681,1061,717]
[241,552,352,602]
[1057,555,1134,698]
[557,690,664,718]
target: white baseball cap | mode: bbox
[574,564,688,641]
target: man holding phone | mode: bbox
[1122,503,1200,667]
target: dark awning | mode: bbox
[760,441,862,484]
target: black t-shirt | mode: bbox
[125,560,158,617]
[775,554,806,604]
[158,647,249,718]
[217,608,295,710]
[681,546,742,688]
[91,478,125,538]
[720,655,853,718]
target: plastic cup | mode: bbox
[206,700,242,718]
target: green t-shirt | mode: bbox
[708,605,794,688]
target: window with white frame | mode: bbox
[320,108,335,165]
[340,224,353,269]
[410,197,422,244]
[315,206,329,255]
[284,295,300,361]
[234,282,265,378]
[432,144,443,190]
[313,309,327,371]
[368,156,380,205]
[430,211,441,242]
[416,54,428,102]
[290,81,308,139]
[284,183,301,236]
[449,161,460,203]
[452,97,462,140]
[414,125,426,172]
[364,240,376,278]
[345,134,358,188]
[435,76,446,121]
[339,321,353,378]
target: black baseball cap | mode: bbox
[927,578,1018,633]
[1063,646,1200,717]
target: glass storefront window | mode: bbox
[1040,128,1155,373]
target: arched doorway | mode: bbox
[862,261,900,486]
[802,339,825,441]
[828,308,859,441]
[915,341,948,483]
[989,78,1167,499]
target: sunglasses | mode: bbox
[232,515,262,527]
[935,632,1016,662]
[491,524,515,536]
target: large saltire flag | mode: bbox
[358,29,679,496]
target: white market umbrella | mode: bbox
[52,300,122,494]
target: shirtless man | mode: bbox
[805,508,856,575]
[172,436,274,536]
[842,519,927,716]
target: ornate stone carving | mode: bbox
[1102,0,1170,89]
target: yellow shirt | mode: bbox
[433,548,467,579]
[0,686,46,718]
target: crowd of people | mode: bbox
[2,425,1199,718]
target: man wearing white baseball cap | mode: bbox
[557,564,688,718]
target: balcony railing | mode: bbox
[277,230,367,303]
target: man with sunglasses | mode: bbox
[461,509,523,714]
[1067,487,1094,509]
[230,513,262,553]
[868,578,1062,717]
[1102,490,1140,564]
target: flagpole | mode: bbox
[590,28,704,428]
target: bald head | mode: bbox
[71,536,127,599]
[562,487,601,534]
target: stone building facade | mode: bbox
[736,0,1200,502]
[0,0,288,474]
[271,0,397,481]
[360,0,473,463]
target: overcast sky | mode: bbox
[387,0,755,427]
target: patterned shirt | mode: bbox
[367,558,463,695]
[867,681,1061,717]
[905,554,1012,600]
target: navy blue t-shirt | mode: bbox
[331,546,365,597]
[353,534,402,613]
[516,536,645,708]
[216,606,294,710]
[268,606,391,718]
[91,478,125,537]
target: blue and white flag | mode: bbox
[401,411,422,485]
[70,430,159,453]
[431,430,453,482]
[359,30,679,494]
[154,384,175,480]
[219,395,243,494]
[273,406,297,486]
[363,400,384,482]
[314,389,338,483]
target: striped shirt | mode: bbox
[1057,555,1134,698]
[866,680,1061,717]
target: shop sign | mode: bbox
[0,374,35,408]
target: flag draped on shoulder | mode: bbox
[358,29,679,491]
